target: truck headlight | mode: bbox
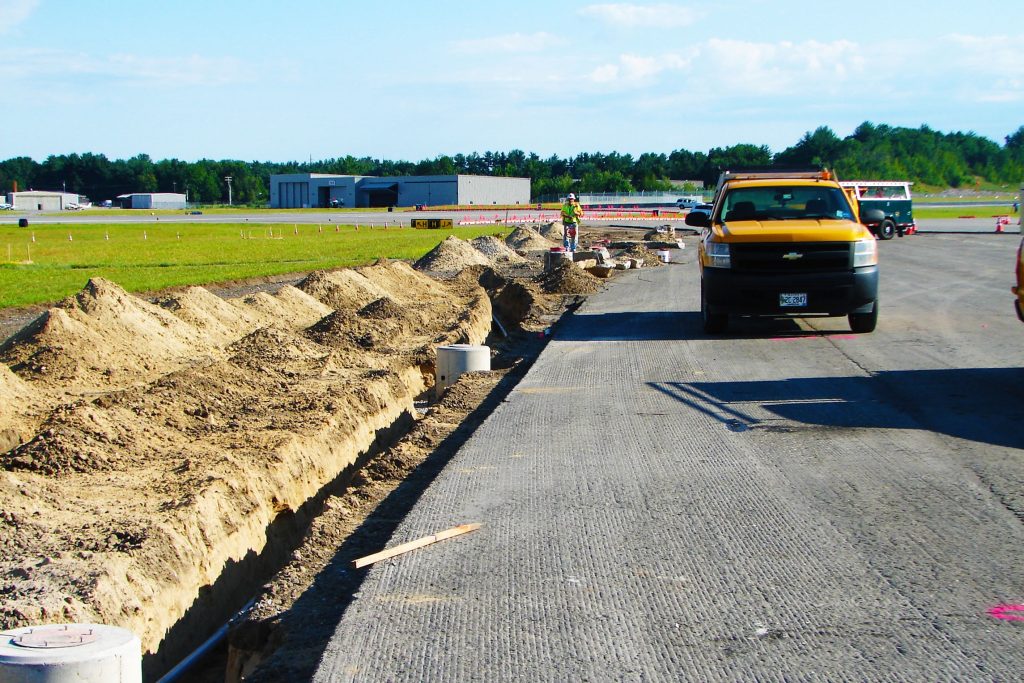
[705,241,731,269]
[852,238,878,268]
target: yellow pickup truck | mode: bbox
[685,168,884,334]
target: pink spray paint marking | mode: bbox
[988,604,1024,621]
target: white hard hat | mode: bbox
[567,193,576,200]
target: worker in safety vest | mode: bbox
[560,193,584,252]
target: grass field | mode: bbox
[0,222,504,309]
[913,206,1019,219]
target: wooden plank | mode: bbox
[352,523,481,569]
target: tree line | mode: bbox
[1,122,1022,205]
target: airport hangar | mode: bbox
[269,173,531,209]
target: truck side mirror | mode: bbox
[685,212,710,228]
[861,209,885,224]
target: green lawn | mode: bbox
[913,206,1019,219]
[0,222,504,308]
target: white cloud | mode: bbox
[579,3,701,28]
[0,48,254,87]
[451,32,556,54]
[696,39,867,95]
[0,0,39,32]
[942,34,1024,102]
[588,52,692,85]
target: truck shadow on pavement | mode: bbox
[555,311,701,341]
[649,367,1024,451]
[556,310,853,341]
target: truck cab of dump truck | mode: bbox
[685,168,884,334]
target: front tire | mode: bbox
[701,281,728,334]
[849,301,878,333]
[877,219,896,240]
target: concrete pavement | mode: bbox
[312,235,1024,681]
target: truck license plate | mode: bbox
[780,293,808,307]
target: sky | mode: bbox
[1,0,1022,163]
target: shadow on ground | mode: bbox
[650,367,1024,450]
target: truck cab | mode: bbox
[686,168,883,334]
[839,180,915,240]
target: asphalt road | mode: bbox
[2,209,1020,233]
[313,233,1024,681]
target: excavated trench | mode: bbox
[0,236,606,681]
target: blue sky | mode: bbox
[2,0,1022,162]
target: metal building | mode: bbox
[117,193,187,209]
[7,190,81,211]
[269,174,530,209]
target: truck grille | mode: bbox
[730,243,852,273]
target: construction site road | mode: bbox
[312,232,1024,681]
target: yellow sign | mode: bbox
[411,218,453,229]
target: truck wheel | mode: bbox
[848,301,878,333]
[878,219,896,240]
[701,283,728,334]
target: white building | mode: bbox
[7,190,81,211]
[117,193,187,209]
[269,174,531,209]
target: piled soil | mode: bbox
[505,226,557,252]
[540,259,603,295]
[413,235,491,272]
[0,261,493,676]
[618,243,666,268]
[470,235,526,263]
[537,222,565,242]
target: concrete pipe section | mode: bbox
[0,624,141,683]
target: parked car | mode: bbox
[688,203,713,218]
[676,197,702,209]
[0,203,13,210]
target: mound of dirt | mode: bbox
[617,244,665,268]
[540,259,603,295]
[505,226,556,252]
[0,263,494,671]
[358,297,405,320]
[537,222,564,242]
[0,365,35,452]
[156,287,262,346]
[236,286,333,330]
[297,270,393,313]
[0,278,221,392]
[470,236,526,263]
[0,363,31,402]
[414,236,491,272]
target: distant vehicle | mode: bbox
[676,197,702,209]
[1015,186,1024,323]
[839,180,915,240]
[688,203,713,218]
[65,203,83,210]
[100,200,114,208]
[0,203,13,210]
[1014,236,1024,323]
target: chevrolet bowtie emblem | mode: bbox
[782,252,803,260]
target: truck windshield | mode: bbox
[720,186,855,222]
[856,185,909,200]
